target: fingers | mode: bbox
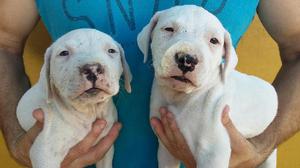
[12,109,45,166]
[32,108,44,124]
[24,109,45,143]
[151,107,195,167]
[221,105,248,151]
[221,106,265,167]
[160,108,176,144]
[151,117,170,149]
[72,122,122,167]
[93,122,121,155]
[151,107,186,149]
[61,119,107,167]
[165,112,186,146]
[24,123,43,144]
[221,105,231,126]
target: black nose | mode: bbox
[80,63,104,83]
[175,52,198,74]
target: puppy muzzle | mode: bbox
[155,41,204,92]
[75,62,113,98]
[160,40,202,75]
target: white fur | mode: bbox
[138,5,277,168]
[17,29,132,168]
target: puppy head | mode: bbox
[42,29,132,107]
[137,5,237,93]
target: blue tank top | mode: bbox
[35,1,259,167]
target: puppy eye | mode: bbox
[164,27,174,32]
[210,38,219,45]
[108,49,117,54]
[59,50,69,56]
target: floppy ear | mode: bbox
[40,46,53,101]
[137,12,161,63]
[221,31,238,82]
[117,43,132,93]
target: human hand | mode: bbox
[11,109,122,168]
[151,107,196,168]
[10,109,44,166]
[222,105,273,168]
[61,120,121,168]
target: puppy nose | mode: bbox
[175,52,198,74]
[80,63,104,83]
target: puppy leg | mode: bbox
[30,113,72,168]
[30,131,63,168]
[158,141,180,168]
[257,149,277,168]
[196,147,230,168]
[96,145,114,168]
[196,131,231,168]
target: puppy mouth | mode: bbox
[78,87,111,98]
[85,88,102,95]
[170,75,193,84]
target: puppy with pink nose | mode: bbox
[138,5,277,168]
[17,29,132,168]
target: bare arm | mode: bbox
[0,0,39,164]
[257,0,300,145]
[221,1,300,167]
[253,0,300,159]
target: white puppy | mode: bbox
[17,29,132,168]
[138,5,277,168]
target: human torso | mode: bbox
[35,1,259,167]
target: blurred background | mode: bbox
[0,15,299,167]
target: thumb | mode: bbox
[32,108,44,124]
[26,109,45,141]
[221,105,246,151]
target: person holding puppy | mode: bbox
[0,0,300,168]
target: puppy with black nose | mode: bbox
[17,29,132,168]
[138,5,277,168]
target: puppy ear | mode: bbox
[117,43,132,93]
[137,12,161,63]
[41,46,53,101]
[221,31,238,82]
